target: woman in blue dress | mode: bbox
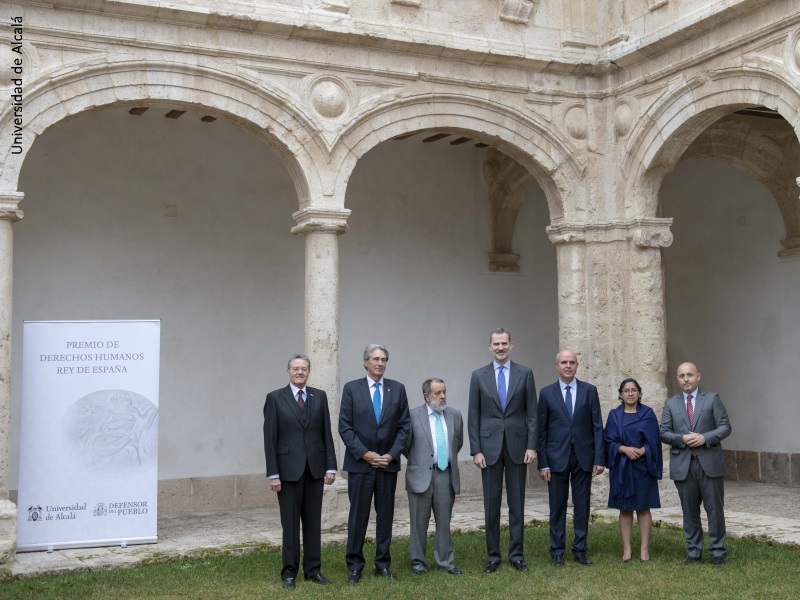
[605,378,662,562]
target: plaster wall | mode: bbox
[9,108,560,487]
[661,158,800,454]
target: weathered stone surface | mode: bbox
[760,452,791,485]
[736,451,761,482]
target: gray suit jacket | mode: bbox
[467,361,537,466]
[661,389,731,481]
[404,405,463,495]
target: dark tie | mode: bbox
[565,385,573,419]
[687,393,696,458]
[297,390,305,410]
[498,366,507,412]
[372,382,381,422]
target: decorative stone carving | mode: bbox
[0,193,24,223]
[309,77,351,121]
[564,105,588,141]
[500,0,538,25]
[291,207,351,235]
[615,101,634,139]
[546,218,674,247]
[483,149,537,272]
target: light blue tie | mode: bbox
[372,382,381,423]
[498,365,507,412]
[565,385,573,419]
[433,412,448,471]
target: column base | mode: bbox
[0,498,17,564]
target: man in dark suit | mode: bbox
[468,328,537,573]
[661,361,731,566]
[404,378,463,576]
[339,343,410,583]
[263,353,337,589]
[537,350,604,566]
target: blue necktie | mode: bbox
[565,385,573,419]
[372,382,381,423]
[498,365,507,412]
[433,412,448,470]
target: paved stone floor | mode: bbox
[9,480,800,577]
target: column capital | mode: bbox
[546,217,673,247]
[290,207,351,235]
[0,191,24,223]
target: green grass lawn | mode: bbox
[2,521,798,599]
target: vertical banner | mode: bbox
[17,320,161,552]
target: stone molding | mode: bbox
[391,0,421,7]
[290,208,351,235]
[0,192,24,223]
[547,218,674,247]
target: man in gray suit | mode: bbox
[661,361,732,566]
[404,378,463,576]
[468,328,537,573]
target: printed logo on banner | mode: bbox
[93,503,107,517]
[27,505,43,522]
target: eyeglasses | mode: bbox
[289,367,309,373]
[621,389,639,395]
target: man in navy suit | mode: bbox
[537,350,604,566]
[339,344,411,583]
[468,328,537,573]
[264,353,337,589]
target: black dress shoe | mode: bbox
[374,567,397,580]
[347,570,361,583]
[511,560,527,571]
[681,556,701,566]
[411,567,427,576]
[573,554,593,565]
[713,556,726,567]
[443,566,462,575]
[483,561,500,573]
[304,573,331,584]
[282,577,295,589]
[551,555,565,567]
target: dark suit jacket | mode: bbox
[263,385,337,481]
[537,379,604,472]
[661,389,731,481]
[339,377,411,473]
[403,405,463,495]
[467,361,537,465]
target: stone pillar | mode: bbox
[547,218,673,416]
[290,207,350,460]
[0,191,23,563]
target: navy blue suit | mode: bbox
[339,377,410,571]
[537,379,604,558]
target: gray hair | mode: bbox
[286,353,311,370]
[490,327,511,342]
[422,378,445,397]
[362,343,389,362]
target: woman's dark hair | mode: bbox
[618,377,642,405]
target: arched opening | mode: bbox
[10,103,306,511]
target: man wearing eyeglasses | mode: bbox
[264,353,337,589]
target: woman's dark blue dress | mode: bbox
[604,404,662,511]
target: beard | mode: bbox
[428,399,445,413]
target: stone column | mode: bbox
[290,207,350,458]
[547,218,673,417]
[0,191,23,563]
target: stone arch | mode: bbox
[623,62,800,220]
[329,93,588,224]
[0,58,327,208]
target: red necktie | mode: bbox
[687,394,696,458]
[297,390,305,410]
